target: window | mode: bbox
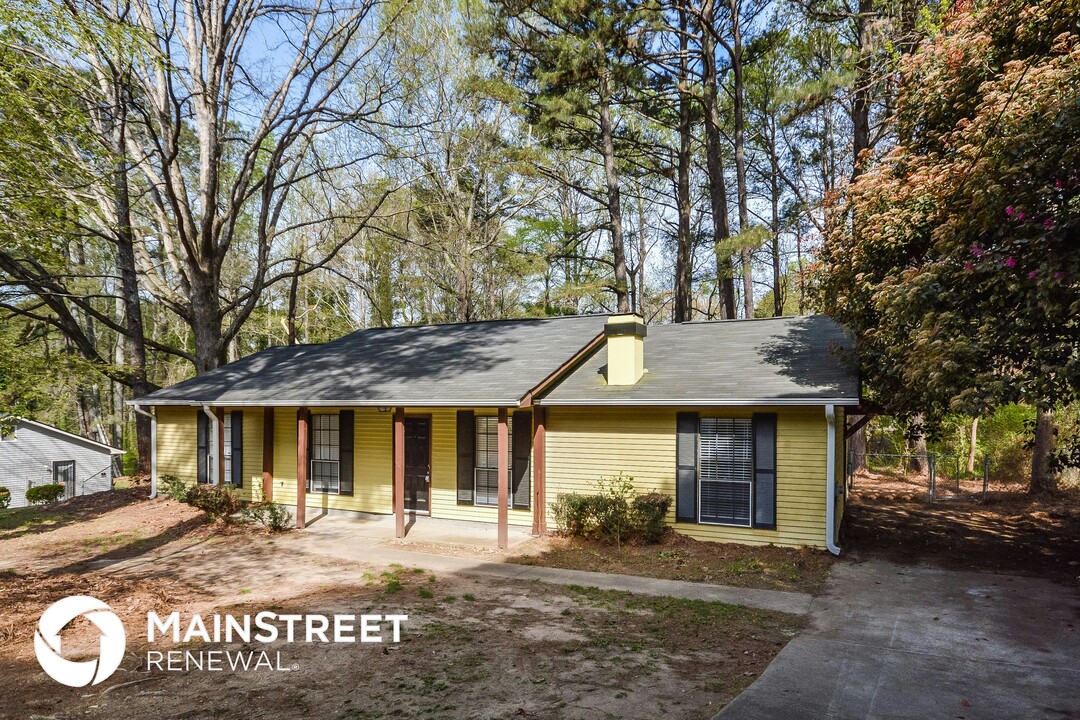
[698,418,753,526]
[223,414,232,482]
[474,415,512,507]
[53,460,76,487]
[309,413,340,493]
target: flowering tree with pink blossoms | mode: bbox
[816,0,1079,492]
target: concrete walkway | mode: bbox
[288,514,813,615]
[716,560,1080,720]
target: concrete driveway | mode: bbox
[717,560,1080,720]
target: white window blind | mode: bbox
[475,416,511,507]
[698,418,753,526]
[310,413,340,493]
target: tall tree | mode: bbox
[817,0,1080,492]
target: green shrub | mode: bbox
[0,487,10,510]
[632,492,673,543]
[25,483,64,505]
[159,475,189,502]
[550,473,673,546]
[241,502,293,531]
[184,484,242,520]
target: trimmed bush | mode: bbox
[0,486,10,510]
[184,483,242,520]
[550,473,673,546]
[159,475,189,502]
[242,502,293,531]
[632,492,673,543]
[25,483,65,505]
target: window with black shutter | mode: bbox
[456,410,475,505]
[197,411,209,484]
[309,413,340,493]
[698,418,753,526]
[680,414,779,530]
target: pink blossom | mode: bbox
[1004,257,1017,268]
[971,246,984,257]
[964,262,974,271]
[1043,218,1055,229]
[1028,271,1038,279]
[1055,180,1064,189]
[1016,212,1026,221]
[1005,206,1014,216]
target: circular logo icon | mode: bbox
[34,595,126,687]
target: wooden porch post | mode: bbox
[262,407,274,501]
[215,407,225,485]
[296,408,308,529]
[393,408,405,539]
[532,406,546,536]
[497,407,509,550]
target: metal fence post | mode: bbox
[928,453,936,502]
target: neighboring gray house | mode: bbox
[0,418,123,509]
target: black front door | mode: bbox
[404,418,430,513]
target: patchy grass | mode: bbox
[510,532,834,595]
[0,505,61,532]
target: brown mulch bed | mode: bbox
[508,532,835,595]
[843,474,1080,584]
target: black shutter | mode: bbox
[512,410,532,510]
[675,412,698,523]
[231,411,243,488]
[752,413,777,530]
[306,410,314,493]
[456,410,475,505]
[339,411,354,496]
[197,410,209,484]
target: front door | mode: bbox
[403,417,430,513]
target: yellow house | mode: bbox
[133,314,859,552]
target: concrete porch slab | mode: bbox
[299,512,536,551]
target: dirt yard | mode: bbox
[0,489,801,719]
[843,469,1080,584]
[508,533,834,595]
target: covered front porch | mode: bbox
[163,404,550,550]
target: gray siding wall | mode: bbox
[0,421,114,509]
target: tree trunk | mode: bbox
[598,86,629,313]
[701,0,735,319]
[966,416,979,474]
[190,271,224,373]
[111,88,152,473]
[769,120,782,316]
[850,422,867,471]
[908,415,928,474]
[729,0,753,318]
[673,7,693,323]
[1030,408,1058,494]
[851,0,873,179]
[286,262,300,345]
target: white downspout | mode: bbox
[201,404,220,485]
[131,404,158,499]
[825,404,841,555]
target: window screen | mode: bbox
[475,416,511,507]
[310,413,340,493]
[223,414,232,482]
[698,418,753,526]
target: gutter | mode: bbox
[201,404,220,485]
[131,404,158,499]
[825,404,841,555]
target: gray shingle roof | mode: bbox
[135,314,858,408]
[136,315,608,407]
[537,315,858,405]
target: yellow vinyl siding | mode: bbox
[423,408,533,527]
[271,407,392,514]
[155,406,198,482]
[544,406,829,549]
